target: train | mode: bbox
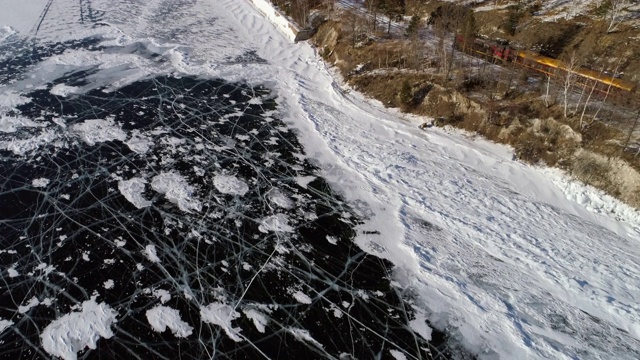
[453,34,637,98]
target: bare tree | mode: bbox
[592,60,623,122]
[365,0,380,33]
[543,74,553,108]
[561,52,580,118]
[606,0,629,33]
[578,79,600,128]
[623,111,640,154]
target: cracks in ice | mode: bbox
[0,71,461,359]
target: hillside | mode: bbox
[284,0,640,209]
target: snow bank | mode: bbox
[41,300,117,360]
[146,306,193,338]
[541,167,640,227]
[118,177,152,209]
[248,0,297,43]
[200,302,243,342]
[151,172,201,212]
[72,119,127,146]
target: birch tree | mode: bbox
[607,0,629,33]
[561,52,580,118]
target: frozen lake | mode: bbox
[1,0,639,359]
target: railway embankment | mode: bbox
[256,0,640,209]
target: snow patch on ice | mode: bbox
[292,291,312,304]
[144,245,161,263]
[41,300,117,360]
[146,306,193,338]
[32,178,50,188]
[0,319,12,334]
[200,302,243,342]
[72,119,126,146]
[287,328,324,349]
[409,310,433,342]
[151,172,201,212]
[0,115,44,133]
[389,349,407,360]
[243,308,269,333]
[153,289,171,304]
[0,129,58,155]
[103,280,114,289]
[118,177,152,209]
[0,91,31,109]
[258,214,294,233]
[294,176,316,189]
[0,26,16,42]
[18,297,40,313]
[125,131,153,154]
[50,84,80,97]
[213,174,249,196]
[7,266,19,277]
[267,188,293,209]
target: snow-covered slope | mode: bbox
[1,0,639,359]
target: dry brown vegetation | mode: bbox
[311,5,640,208]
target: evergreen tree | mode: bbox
[405,14,420,38]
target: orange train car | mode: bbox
[454,35,637,96]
